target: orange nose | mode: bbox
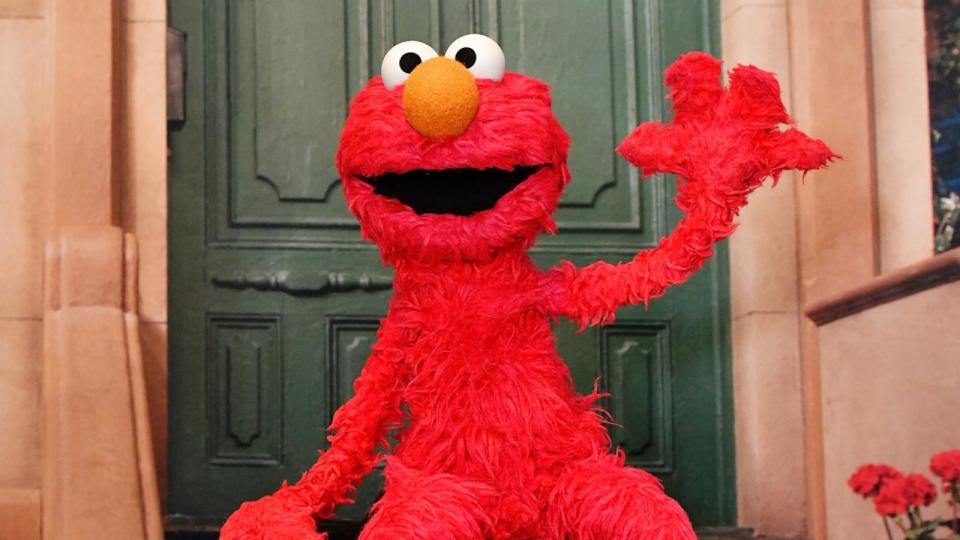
[403,57,479,138]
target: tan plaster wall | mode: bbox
[0,0,169,525]
[0,4,48,493]
[0,0,42,19]
[819,280,960,540]
[0,2,49,534]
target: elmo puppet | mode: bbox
[221,34,834,540]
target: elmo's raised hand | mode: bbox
[548,52,836,327]
[618,52,835,197]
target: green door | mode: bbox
[168,0,734,535]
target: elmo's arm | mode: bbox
[220,329,412,540]
[545,53,835,327]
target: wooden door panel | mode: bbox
[498,0,644,235]
[169,0,734,531]
[207,314,283,466]
[600,321,671,472]
[206,0,358,244]
[252,2,349,204]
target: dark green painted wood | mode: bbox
[168,0,733,531]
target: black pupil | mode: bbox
[455,47,477,68]
[399,52,422,74]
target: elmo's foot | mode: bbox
[548,456,696,540]
[359,460,495,540]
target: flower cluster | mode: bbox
[931,450,960,491]
[849,464,905,498]
[872,474,937,516]
[848,449,960,540]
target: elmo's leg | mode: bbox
[546,455,695,540]
[358,459,495,540]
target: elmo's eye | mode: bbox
[444,34,505,82]
[381,41,438,90]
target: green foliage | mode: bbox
[905,518,941,540]
[927,0,960,120]
[928,0,960,252]
[935,193,959,253]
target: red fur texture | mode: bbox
[220,52,835,540]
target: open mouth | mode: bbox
[359,166,542,216]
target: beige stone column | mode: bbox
[721,1,807,536]
[789,2,881,539]
[47,0,120,229]
[869,0,934,271]
[120,0,169,505]
[724,0,887,538]
[41,0,163,538]
[43,228,146,539]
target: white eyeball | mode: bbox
[381,41,438,90]
[444,34,505,82]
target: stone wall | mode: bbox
[0,2,50,536]
[0,1,167,537]
[722,0,937,537]
[817,274,960,539]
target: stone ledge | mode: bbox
[806,249,960,325]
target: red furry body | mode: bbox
[221,52,834,540]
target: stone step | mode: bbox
[165,524,808,539]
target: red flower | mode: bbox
[872,474,937,516]
[931,449,960,491]
[902,474,937,507]
[874,478,909,516]
[849,464,904,498]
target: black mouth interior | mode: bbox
[360,166,541,216]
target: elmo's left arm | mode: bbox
[544,53,836,327]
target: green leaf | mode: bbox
[905,518,941,540]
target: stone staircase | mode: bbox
[696,527,808,540]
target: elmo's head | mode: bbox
[336,35,570,264]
